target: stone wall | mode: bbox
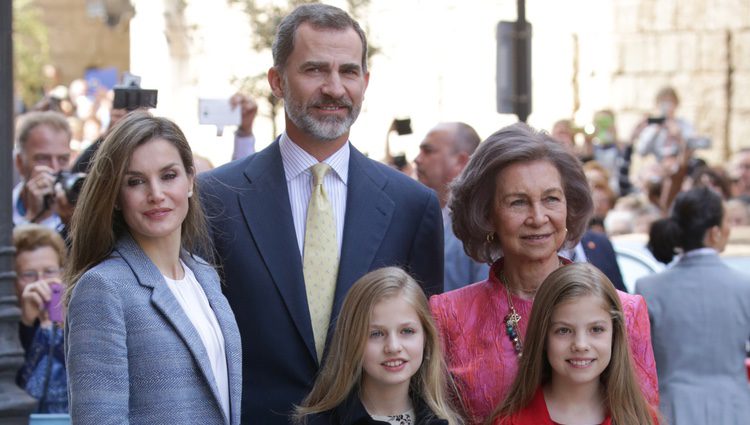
[32,0,130,86]
[611,0,750,160]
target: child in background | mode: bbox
[294,267,463,425]
[489,263,658,425]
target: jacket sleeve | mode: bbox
[65,270,130,425]
[627,294,660,408]
[409,191,444,296]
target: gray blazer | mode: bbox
[636,252,750,425]
[65,235,242,425]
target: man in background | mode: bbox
[13,111,73,230]
[415,122,488,290]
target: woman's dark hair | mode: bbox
[64,110,213,305]
[648,187,723,263]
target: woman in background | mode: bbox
[636,187,750,425]
[14,224,68,413]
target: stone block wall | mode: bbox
[32,0,129,86]
[610,0,750,161]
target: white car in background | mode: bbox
[611,226,750,294]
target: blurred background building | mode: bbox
[14,0,750,167]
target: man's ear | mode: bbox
[268,67,284,99]
[704,224,721,246]
[456,151,470,169]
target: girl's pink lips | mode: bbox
[381,358,407,372]
[566,358,596,368]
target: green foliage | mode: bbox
[13,0,51,107]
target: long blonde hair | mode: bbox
[63,110,213,305]
[488,263,657,425]
[294,267,463,425]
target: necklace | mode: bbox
[499,269,523,357]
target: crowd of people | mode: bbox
[9,3,750,425]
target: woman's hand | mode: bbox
[19,279,56,327]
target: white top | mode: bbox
[636,117,694,160]
[279,132,349,257]
[163,261,229,418]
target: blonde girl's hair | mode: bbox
[293,267,463,425]
[63,110,213,306]
[488,263,657,425]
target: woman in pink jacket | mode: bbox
[429,123,658,425]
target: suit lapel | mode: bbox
[237,142,316,361]
[114,236,225,421]
[335,148,395,314]
[183,254,240,425]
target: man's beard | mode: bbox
[282,86,362,142]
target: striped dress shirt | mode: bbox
[279,133,349,257]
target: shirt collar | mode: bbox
[13,182,26,216]
[682,247,719,258]
[279,132,349,184]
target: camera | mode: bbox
[55,171,87,204]
[113,87,158,111]
[393,118,413,136]
[647,116,666,125]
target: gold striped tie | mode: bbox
[303,163,339,362]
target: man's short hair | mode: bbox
[16,111,71,152]
[272,3,368,74]
[451,122,481,155]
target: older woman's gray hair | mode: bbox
[449,122,593,264]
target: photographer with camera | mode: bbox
[14,224,68,413]
[635,86,695,161]
[13,111,75,231]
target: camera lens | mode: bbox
[56,171,86,204]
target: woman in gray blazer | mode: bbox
[64,111,242,425]
[636,187,750,425]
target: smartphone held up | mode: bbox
[45,281,64,323]
[198,98,241,136]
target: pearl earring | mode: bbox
[188,190,193,198]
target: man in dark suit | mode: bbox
[199,4,443,424]
[580,229,627,292]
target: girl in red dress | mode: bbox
[489,263,658,425]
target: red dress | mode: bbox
[493,388,612,425]
[429,259,659,425]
